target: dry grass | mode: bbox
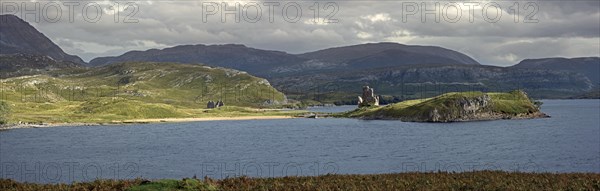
[2,171,599,191]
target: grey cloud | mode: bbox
[7,0,599,65]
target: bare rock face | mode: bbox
[358,86,379,107]
[458,94,491,114]
[427,94,493,122]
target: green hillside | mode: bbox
[0,62,290,124]
[340,90,547,122]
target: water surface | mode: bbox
[0,100,598,183]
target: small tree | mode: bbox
[0,101,10,125]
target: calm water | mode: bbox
[307,105,357,113]
[0,100,598,183]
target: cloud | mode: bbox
[361,13,392,23]
[7,0,599,66]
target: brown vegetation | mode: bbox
[1,171,599,191]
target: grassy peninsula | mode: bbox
[339,90,548,122]
[0,62,304,127]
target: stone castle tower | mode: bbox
[358,86,379,107]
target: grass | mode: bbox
[126,179,218,191]
[1,171,599,191]
[339,90,541,121]
[3,99,306,124]
[0,62,299,124]
[487,91,538,115]
[0,100,9,124]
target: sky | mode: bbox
[4,0,600,66]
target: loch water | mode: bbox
[0,100,598,183]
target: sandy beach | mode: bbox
[0,115,298,130]
[119,115,297,123]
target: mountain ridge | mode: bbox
[88,42,483,80]
[0,14,85,65]
[511,57,599,85]
[298,42,480,66]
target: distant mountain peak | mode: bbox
[298,42,481,66]
[0,14,85,65]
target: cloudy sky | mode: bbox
[6,0,600,66]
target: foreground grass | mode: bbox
[1,171,599,191]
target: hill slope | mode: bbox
[0,14,85,65]
[88,44,305,77]
[0,62,287,123]
[88,42,481,77]
[88,43,596,100]
[0,54,81,78]
[273,64,594,102]
[298,42,480,66]
[511,57,600,85]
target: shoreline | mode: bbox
[0,115,298,130]
[354,111,551,122]
[0,112,552,130]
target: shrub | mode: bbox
[0,101,9,124]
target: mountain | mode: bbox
[0,14,85,65]
[269,42,481,74]
[89,42,481,77]
[511,57,600,85]
[298,42,480,66]
[271,64,594,102]
[88,44,305,77]
[0,54,81,78]
[88,43,596,100]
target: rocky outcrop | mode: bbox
[423,94,548,122]
[358,86,379,107]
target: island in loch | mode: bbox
[338,89,549,122]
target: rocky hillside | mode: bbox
[340,90,548,122]
[273,64,594,102]
[0,54,81,78]
[511,57,599,86]
[0,14,84,65]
